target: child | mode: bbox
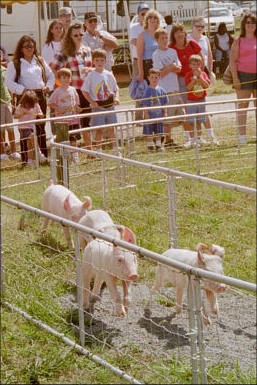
[184,54,210,148]
[81,48,119,154]
[152,28,185,148]
[0,48,21,161]
[48,68,81,163]
[140,68,168,152]
[14,90,44,167]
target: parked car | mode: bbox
[222,2,243,18]
[130,14,167,28]
[204,7,235,34]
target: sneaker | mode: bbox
[164,139,182,149]
[238,135,247,146]
[183,140,194,148]
[72,152,79,164]
[197,137,208,145]
[10,152,21,160]
[156,145,165,152]
[210,137,220,145]
[0,153,10,161]
[147,146,155,152]
[39,152,47,163]
[27,159,35,167]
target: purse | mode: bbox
[222,65,233,85]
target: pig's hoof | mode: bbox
[203,316,212,326]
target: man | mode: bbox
[58,6,72,33]
[82,12,118,72]
[129,3,150,121]
[129,3,150,77]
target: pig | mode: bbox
[78,209,137,249]
[82,239,139,316]
[40,183,92,248]
[151,243,226,325]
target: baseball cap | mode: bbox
[84,12,97,21]
[58,7,72,17]
[137,3,150,13]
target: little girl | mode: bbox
[14,90,44,167]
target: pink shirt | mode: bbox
[16,103,42,129]
[48,85,80,125]
[237,37,257,73]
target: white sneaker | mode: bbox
[197,137,208,145]
[72,152,79,164]
[210,137,220,145]
[156,145,165,152]
[10,152,21,160]
[0,153,10,161]
[27,159,35,167]
[183,140,194,148]
[39,152,47,163]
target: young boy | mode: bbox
[81,48,119,154]
[184,54,210,148]
[140,68,169,152]
[152,28,185,148]
[48,68,81,163]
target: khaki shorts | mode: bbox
[0,102,14,133]
[165,94,186,125]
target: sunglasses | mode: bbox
[88,18,98,23]
[245,21,256,25]
[72,33,83,38]
[194,25,204,28]
[148,15,158,20]
[140,12,147,17]
[22,44,34,48]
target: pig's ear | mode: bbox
[122,227,137,244]
[197,250,206,268]
[63,194,71,212]
[82,196,92,210]
[209,244,225,258]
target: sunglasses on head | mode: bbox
[72,33,83,38]
[88,18,98,23]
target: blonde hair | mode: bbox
[143,9,161,29]
[154,27,168,40]
[189,54,203,64]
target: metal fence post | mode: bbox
[187,275,199,384]
[167,175,178,248]
[0,220,5,295]
[74,231,85,348]
[193,117,200,175]
[55,123,69,186]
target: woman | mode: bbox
[50,23,93,150]
[230,13,257,146]
[41,20,64,66]
[137,9,161,82]
[6,35,55,161]
[214,22,234,77]
[188,17,219,145]
[169,24,205,146]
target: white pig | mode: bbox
[82,239,139,316]
[41,183,92,248]
[78,209,137,249]
[151,243,226,324]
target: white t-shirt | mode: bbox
[47,85,80,125]
[152,48,181,93]
[216,33,230,51]
[81,69,118,101]
[82,30,117,71]
[129,22,143,59]
[41,41,61,65]
[188,34,209,67]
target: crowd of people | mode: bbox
[0,3,256,163]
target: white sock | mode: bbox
[206,128,215,138]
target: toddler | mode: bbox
[14,90,44,166]
[184,54,210,148]
[140,68,168,152]
[48,68,81,163]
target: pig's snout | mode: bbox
[216,284,226,293]
[128,273,139,281]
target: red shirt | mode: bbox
[169,40,201,77]
[185,70,210,101]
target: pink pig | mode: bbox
[41,183,92,248]
[151,243,226,325]
[78,209,136,249]
[82,239,139,316]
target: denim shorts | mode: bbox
[238,71,257,90]
[91,106,118,128]
[186,100,206,123]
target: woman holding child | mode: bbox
[50,23,93,151]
